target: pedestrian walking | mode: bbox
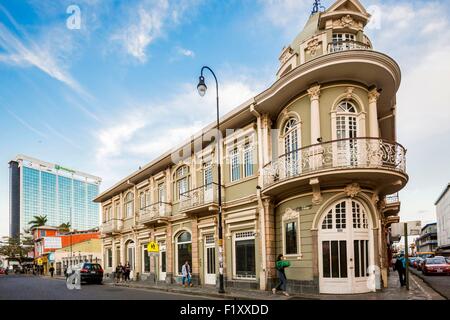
[272,254,290,296]
[181,261,192,287]
[115,263,123,283]
[395,254,406,287]
[49,265,55,278]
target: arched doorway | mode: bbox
[176,231,192,276]
[318,198,374,294]
[125,240,135,274]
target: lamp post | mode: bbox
[197,66,225,294]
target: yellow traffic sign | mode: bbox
[37,258,43,265]
[147,241,159,253]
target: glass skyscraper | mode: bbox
[9,155,101,237]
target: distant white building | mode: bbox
[435,184,450,256]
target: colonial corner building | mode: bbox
[95,0,408,295]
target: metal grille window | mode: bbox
[230,148,241,182]
[205,234,215,244]
[243,143,254,177]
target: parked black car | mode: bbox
[67,263,103,284]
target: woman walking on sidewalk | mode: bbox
[272,254,290,296]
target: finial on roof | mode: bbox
[311,0,326,15]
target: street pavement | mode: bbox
[0,274,212,300]
[409,267,450,299]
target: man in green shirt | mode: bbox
[272,254,290,296]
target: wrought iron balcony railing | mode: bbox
[179,183,223,211]
[139,202,172,224]
[263,138,407,188]
[101,219,123,234]
[328,40,371,53]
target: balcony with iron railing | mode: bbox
[138,202,172,225]
[179,183,224,214]
[328,40,372,53]
[262,138,407,196]
[384,192,401,217]
[101,219,123,235]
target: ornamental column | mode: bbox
[368,89,381,166]
[368,89,380,138]
[307,84,322,170]
[307,84,321,144]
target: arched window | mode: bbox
[176,231,192,275]
[124,192,134,218]
[335,101,358,166]
[283,118,299,176]
[175,166,190,201]
[336,101,357,140]
[320,199,368,231]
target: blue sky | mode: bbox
[1,0,450,238]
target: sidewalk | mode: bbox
[104,271,444,300]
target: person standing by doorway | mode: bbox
[124,262,131,282]
[272,254,290,296]
[181,261,192,287]
[395,254,406,287]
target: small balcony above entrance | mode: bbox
[179,183,224,215]
[101,219,123,235]
[138,202,172,225]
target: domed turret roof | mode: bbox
[291,13,321,49]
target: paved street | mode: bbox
[0,275,212,300]
[409,268,450,299]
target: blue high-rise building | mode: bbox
[9,155,101,238]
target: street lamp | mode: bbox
[197,66,225,294]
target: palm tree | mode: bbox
[58,222,71,233]
[28,215,48,229]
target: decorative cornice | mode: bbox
[306,38,320,56]
[307,84,321,101]
[282,208,299,221]
[368,89,381,104]
[344,183,361,198]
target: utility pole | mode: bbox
[404,223,409,290]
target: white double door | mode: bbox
[319,200,373,294]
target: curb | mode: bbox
[105,282,286,300]
[408,268,448,300]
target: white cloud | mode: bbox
[111,0,201,63]
[0,5,85,94]
[176,46,195,58]
[93,75,265,189]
